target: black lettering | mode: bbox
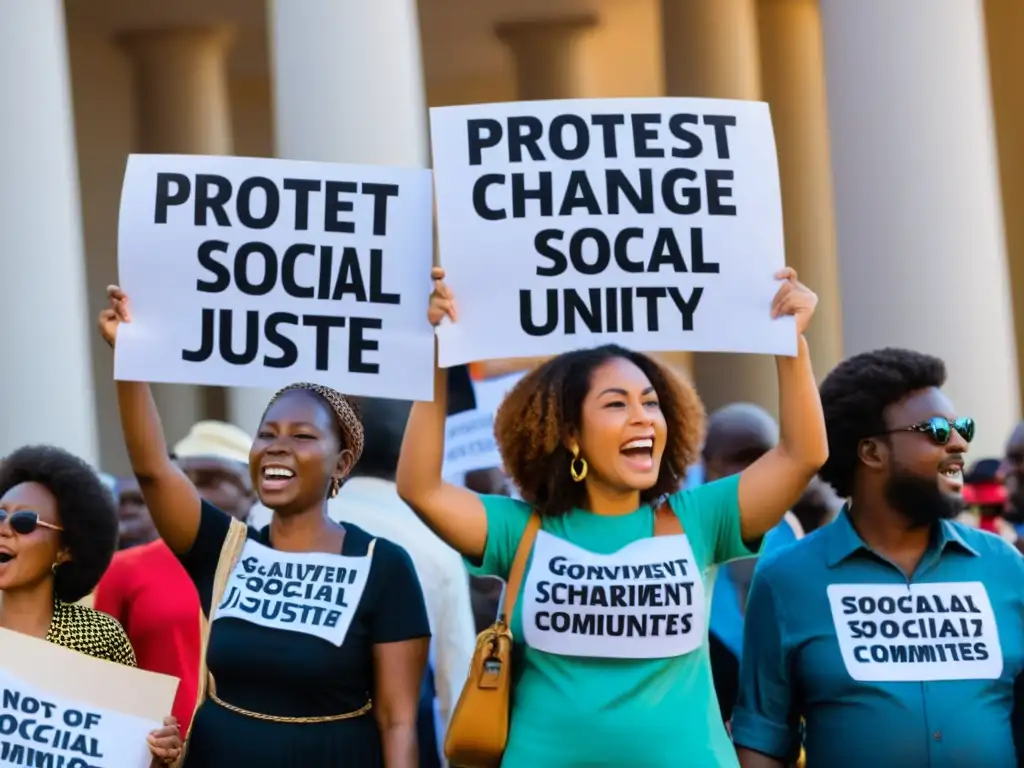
[549,115,591,160]
[703,115,737,159]
[631,114,663,158]
[512,172,553,217]
[558,171,602,216]
[195,174,232,226]
[668,114,703,158]
[369,249,400,304]
[841,596,857,615]
[607,169,654,214]
[520,289,558,336]
[302,315,347,370]
[325,181,357,233]
[234,242,278,296]
[219,309,258,365]
[263,312,299,368]
[154,172,190,224]
[706,170,737,215]
[569,229,611,275]
[348,317,381,374]
[508,116,545,162]
[281,244,315,298]
[534,230,568,276]
[472,174,507,220]
[236,176,280,229]
[183,308,214,362]
[591,114,625,157]
[282,178,321,229]
[196,240,231,292]
[662,168,700,214]
[361,182,399,236]
[467,118,503,165]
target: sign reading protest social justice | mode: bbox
[214,539,373,646]
[116,154,436,401]
[429,98,796,367]
[826,582,1003,682]
[0,629,177,768]
[521,531,705,659]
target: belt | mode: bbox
[209,691,372,723]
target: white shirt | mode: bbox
[332,477,475,761]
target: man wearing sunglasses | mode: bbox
[733,348,1024,768]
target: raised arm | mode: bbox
[99,286,202,555]
[738,270,828,541]
[395,267,490,560]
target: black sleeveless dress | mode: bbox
[179,502,430,766]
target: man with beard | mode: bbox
[732,348,1024,768]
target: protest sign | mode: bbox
[442,371,525,479]
[214,539,373,646]
[827,582,1003,682]
[116,154,436,401]
[522,531,705,659]
[429,98,795,367]
[0,629,177,768]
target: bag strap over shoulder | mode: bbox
[654,499,684,537]
[499,513,541,624]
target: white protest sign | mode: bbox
[116,154,436,401]
[429,98,795,367]
[0,669,161,768]
[522,531,705,659]
[827,582,1003,682]
[0,629,177,768]
[442,371,526,479]
[214,539,373,646]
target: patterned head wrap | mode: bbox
[267,383,365,464]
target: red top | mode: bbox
[94,540,201,734]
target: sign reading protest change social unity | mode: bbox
[214,539,373,646]
[0,630,177,768]
[116,154,435,401]
[521,531,705,659]
[442,371,526,479]
[429,98,795,367]
[827,582,1003,682]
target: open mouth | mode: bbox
[620,437,655,472]
[261,465,297,492]
[0,552,15,565]
[939,463,964,492]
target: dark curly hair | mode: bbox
[494,345,705,516]
[818,348,946,498]
[0,446,118,603]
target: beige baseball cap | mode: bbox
[173,421,253,465]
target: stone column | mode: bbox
[758,0,843,381]
[120,26,235,444]
[254,0,429,430]
[0,0,99,463]
[496,15,598,100]
[661,0,778,413]
[821,0,1019,457]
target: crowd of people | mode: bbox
[1,265,1022,767]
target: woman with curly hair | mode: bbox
[0,445,182,765]
[98,286,430,768]
[396,266,828,767]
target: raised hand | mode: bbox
[770,267,817,336]
[428,266,458,326]
[97,284,132,348]
[146,715,182,765]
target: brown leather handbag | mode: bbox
[444,513,541,768]
[444,500,681,767]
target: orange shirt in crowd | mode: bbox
[94,539,201,733]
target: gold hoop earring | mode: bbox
[570,445,588,483]
[329,477,341,498]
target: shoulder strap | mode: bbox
[175,517,248,767]
[654,500,684,537]
[499,513,541,624]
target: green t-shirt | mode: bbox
[468,474,752,768]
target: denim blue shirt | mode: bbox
[733,510,1024,768]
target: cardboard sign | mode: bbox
[0,630,178,768]
[214,539,373,646]
[430,98,795,367]
[522,531,705,659]
[116,154,436,401]
[827,582,1003,682]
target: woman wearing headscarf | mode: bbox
[99,286,430,767]
[396,266,827,767]
[0,445,182,765]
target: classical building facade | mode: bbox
[3,0,1023,470]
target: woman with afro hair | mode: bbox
[0,445,182,764]
[396,266,829,767]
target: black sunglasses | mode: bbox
[884,416,975,445]
[0,510,63,535]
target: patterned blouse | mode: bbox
[45,598,137,666]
